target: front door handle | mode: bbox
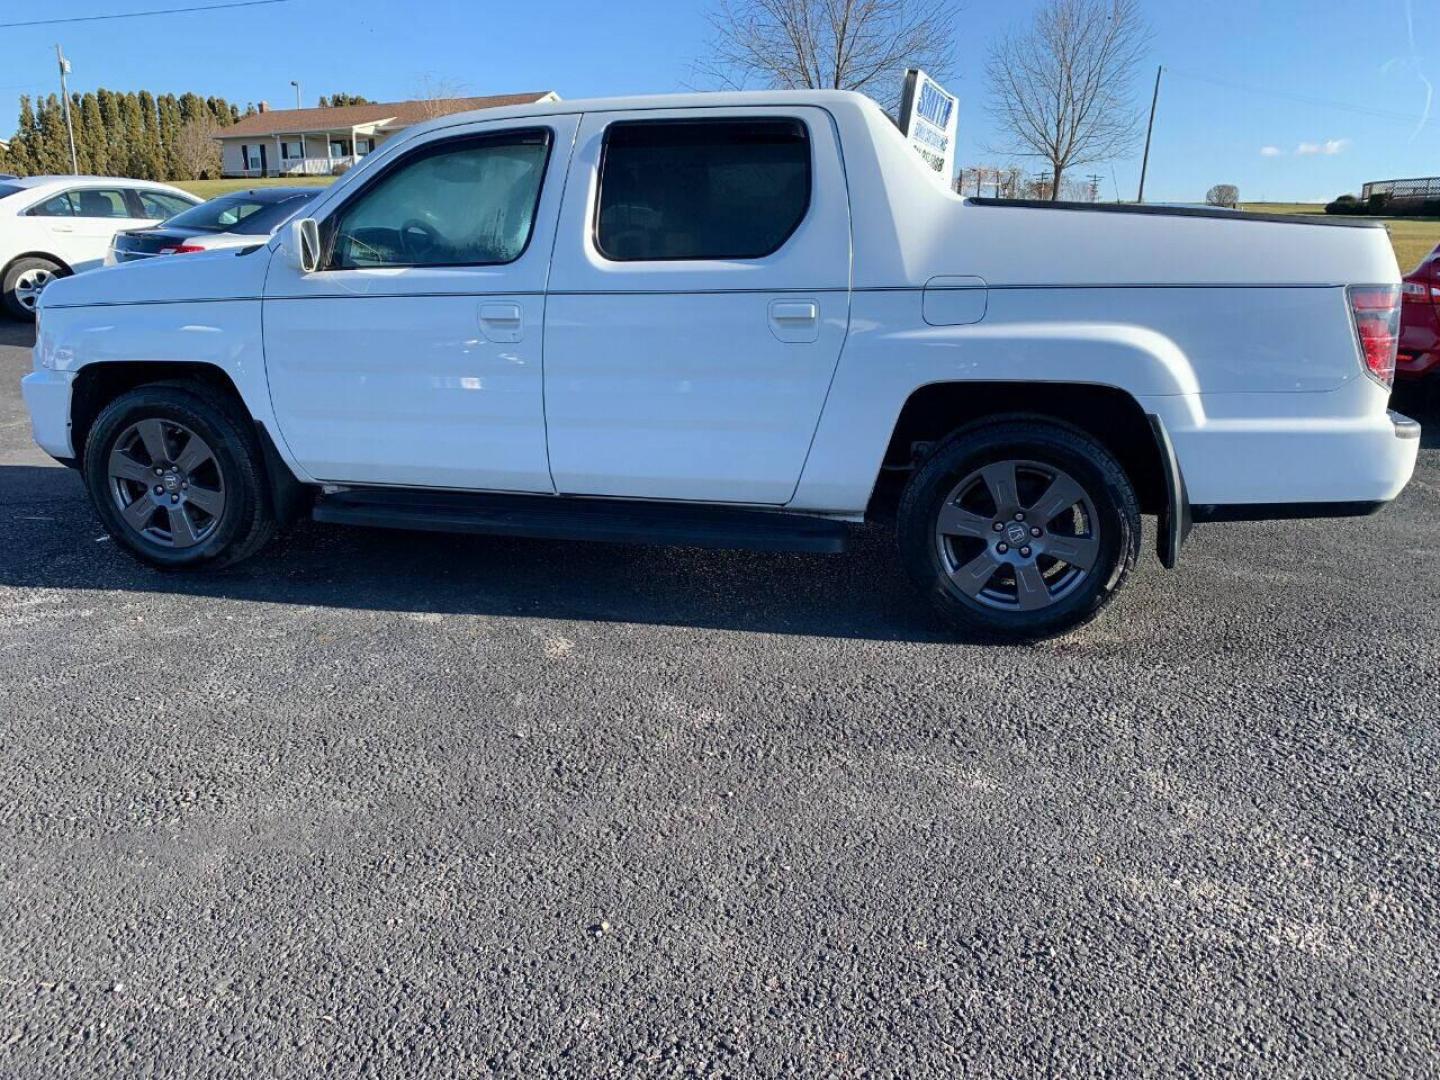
[479,302,523,343]
[768,299,820,343]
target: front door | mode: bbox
[262,115,578,492]
[543,107,851,505]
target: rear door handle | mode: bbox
[768,299,820,343]
[479,302,523,343]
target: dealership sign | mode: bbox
[898,69,958,182]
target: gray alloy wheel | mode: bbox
[107,418,227,549]
[933,458,1101,612]
[12,265,56,312]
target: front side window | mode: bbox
[327,129,551,269]
[595,118,811,261]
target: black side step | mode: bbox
[312,488,851,554]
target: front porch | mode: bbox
[225,127,382,179]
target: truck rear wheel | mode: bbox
[897,419,1140,640]
[82,385,276,570]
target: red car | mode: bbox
[1399,244,1440,384]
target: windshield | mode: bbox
[160,191,318,235]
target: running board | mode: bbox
[312,488,851,554]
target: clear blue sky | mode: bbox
[2,0,1436,202]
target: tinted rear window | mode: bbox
[595,119,811,261]
[161,192,314,234]
[0,183,24,201]
[229,193,318,234]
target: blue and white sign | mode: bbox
[898,69,959,183]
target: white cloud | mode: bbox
[1260,145,1283,157]
[1296,139,1351,156]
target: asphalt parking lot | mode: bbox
[1,314,1437,1077]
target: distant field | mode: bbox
[170,177,336,199]
[1243,202,1440,271]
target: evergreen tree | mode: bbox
[137,91,165,179]
[158,93,183,179]
[37,95,73,173]
[98,89,126,178]
[121,92,147,178]
[78,92,105,174]
[179,92,206,124]
[6,96,39,176]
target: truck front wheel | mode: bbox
[82,385,276,570]
[897,420,1141,640]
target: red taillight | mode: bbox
[159,244,206,254]
[1349,285,1400,387]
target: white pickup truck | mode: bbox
[20,91,1421,638]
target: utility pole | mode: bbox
[55,44,78,175]
[290,80,301,109]
[1086,173,1103,203]
[1136,65,1163,204]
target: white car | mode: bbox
[0,175,200,319]
[20,91,1422,638]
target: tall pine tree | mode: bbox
[158,94,183,179]
[78,92,106,174]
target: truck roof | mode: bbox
[412,88,885,133]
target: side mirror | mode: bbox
[288,217,321,273]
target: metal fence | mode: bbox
[1361,176,1440,201]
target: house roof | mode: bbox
[217,92,557,138]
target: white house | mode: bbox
[215,92,560,178]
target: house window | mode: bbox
[243,145,262,171]
[356,138,373,156]
[281,141,301,159]
[329,140,348,159]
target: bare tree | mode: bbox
[986,0,1148,201]
[172,114,221,180]
[998,165,1023,198]
[1206,183,1240,208]
[412,75,471,120]
[699,0,956,112]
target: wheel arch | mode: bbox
[2,251,75,280]
[868,380,1185,562]
[70,361,310,525]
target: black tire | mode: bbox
[897,418,1141,641]
[2,256,67,321]
[82,384,276,570]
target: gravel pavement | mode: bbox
[1,316,1438,1077]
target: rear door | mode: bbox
[543,106,851,504]
[65,187,152,269]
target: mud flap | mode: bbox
[1146,414,1192,570]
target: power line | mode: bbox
[0,0,290,30]
[1166,68,1426,126]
